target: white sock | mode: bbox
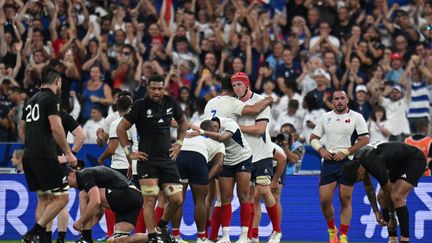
[239,227,248,238]
[222,227,230,238]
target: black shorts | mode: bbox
[320,158,352,186]
[220,157,252,178]
[251,158,273,184]
[389,151,426,187]
[106,187,143,225]
[22,158,69,194]
[273,165,287,185]
[113,168,128,178]
[137,159,181,184]
[177,151,209,185]
[132,175,140,189]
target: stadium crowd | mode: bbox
[0,0,431,145]
[2,0,432,243]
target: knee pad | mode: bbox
[163,184,183,196]
[113,231,130,240]
[141,185,159,196]
[255,176,271,186]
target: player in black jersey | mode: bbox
[342,142,427,243]
[117,75,188,243]
[66,166,148,243]
[20,66,77,243]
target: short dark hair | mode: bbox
[281,123,296,133]
[117,95,133,112]
[41,66,61,85]
[288,99,299,110]
[342,160,361,185]
[221,76,234,92]
[118,90,132,99]
[200,119,214,131]
[147,75,165,86]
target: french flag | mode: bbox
[162,0,175,26]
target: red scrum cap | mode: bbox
[231,72,250,88]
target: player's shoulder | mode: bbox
[321,111,335,118]
[110,117,123,127]
[348,110,366,120]
[251,93,265,101]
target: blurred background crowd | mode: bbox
[0,0,431,146]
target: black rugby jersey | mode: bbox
[77,166,132,192]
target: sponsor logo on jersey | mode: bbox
[166,107,173,114]
[147,109,153,118]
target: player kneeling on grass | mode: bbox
[66,166,148,243]
[342,141,426,243]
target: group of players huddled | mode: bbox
[18,66,429,243]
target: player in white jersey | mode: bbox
[190,117,252,243]
[230,72,283,243]
[97,95,146,237]
[172,121,225,243]
[203,76,273,241]
[310,91,369,243]
[96,91,132,146]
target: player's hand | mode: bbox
[333,151,347,161]
[127,165,132,179]
[127,151,148,161]
[319,148,333,160]
[169,143,181,160]
[270,179,279,194]
[97,156,104,166]
[65,153,77,167]
[388,216,397,231]
[73,220,84,232]
[375,211,387,226]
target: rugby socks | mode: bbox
[135,208,146,233]
[247,203,255,238]
[221,204,232,238]
[205,220,211,237]
[29,223,45,235]
[45,231,52,243]
[252,228,259,239]
[240,203,251,227]
[104,208,116,237]
[197,231,206,239]
[82,229,92,241]
[396,206,410,238]
[381,208,397,237]
[58,231,66,241]
[172,228,180,237]
[340,224,350,236]
[327,218,335,230]
[154,206,164,224]
[266,204,281,233]
[209,206,222,240]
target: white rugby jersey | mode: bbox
[109,117,138,174]
[204,95,245,120]
[237,93,273,162]
[312,110,368,154]
[181,135,225,162]
[103,111,121,133]
[271,142,286,167]
[217,117,252,165]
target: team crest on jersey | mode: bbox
[345,118,351,123]
[146,109,153,118]
[326,117,331,124]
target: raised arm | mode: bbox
[241,96,273,115]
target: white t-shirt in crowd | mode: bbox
[109,118,138,174]
[237,93,273,162]
[83,118,105,144]
[312,110,368,154]
[381,97,411,135]
[302,108,326,144]
[367,120,390,143]
[103,111,121,133]
[181,135,225,162]
[216,117,252,165]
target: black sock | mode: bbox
[396,206,409,238]
[148,233,156,241]
[400,241,409,243]
[382,208,398,236]
[46,231,52,242]
[157,219,168,228]
[82,230,92,241]
[58,231,66,241]
[29,223,46,235]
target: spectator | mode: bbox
[307,69,334,111]
[7,86,26,141]
[301,93,326,144]
[272,99,303,137]
[80,65,113,123]
[347,85,373,121]
[367,106,391,143]
[83,105,105,144]
[278,123,305,175]
[384,53,405,84]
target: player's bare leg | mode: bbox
[171,183,188,243]
[191,184,210,241]
[208,179,222,241]
[46,207,68,243]
[246,184,255,240]
[113,222,148,243]
[155,192,166,224]
[272,184,283,225]
[157,183,183,242]
[319,182,338,243]
[139,179,159,242]
[339,184,353,243]
[391,180,414,243]
[235,172,252,242]
[255,181,281,243]
[378,186,398,243]
[218,177,236,242]
[252,190,261,243]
